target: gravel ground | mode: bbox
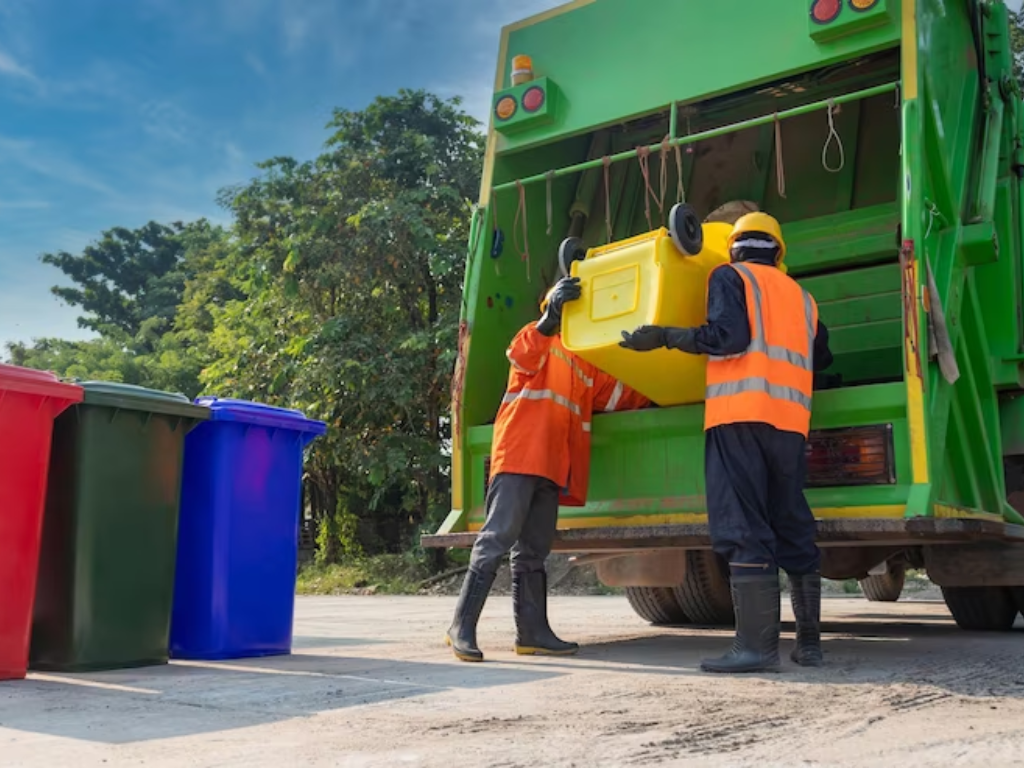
[2,595,1023,767]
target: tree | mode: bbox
[41,219,225,352]
[1011,9,1024,91]
[208,90,483,557]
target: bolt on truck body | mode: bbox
[423,0,1024,630]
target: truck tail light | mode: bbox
[805,424,896,487]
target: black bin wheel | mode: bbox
[558,237,586,277]
[669,203,704,256]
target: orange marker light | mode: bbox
[849,0,878,9]
[495,96,517,121]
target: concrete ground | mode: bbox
[2,596,1023,767]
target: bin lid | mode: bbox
[79,381,210,419]
[0,364,84,402]
[194,397,327,435]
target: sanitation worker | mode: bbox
[620,212,833,673]
[447,275,649,663]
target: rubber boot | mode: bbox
[445,569,496,662]
[789,573,823,667]
[700,573,781,674]
[513,571,579,656]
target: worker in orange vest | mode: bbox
[447,275,650,663]
[620,212,833,673]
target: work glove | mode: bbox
[619,325,667,352]
[536,276,582,336]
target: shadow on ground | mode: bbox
[0,652,560,745]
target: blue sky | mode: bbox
[0,0,560,350]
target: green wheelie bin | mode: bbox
[30,383,209,672]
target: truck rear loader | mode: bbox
[423,0,1024,632]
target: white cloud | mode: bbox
[0,199,49,210]
[0,134,115,196]
[0,47,36,82]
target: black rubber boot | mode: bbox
[513,571,579,656]
[446,569,496,662]
[789,573,823,667]
[700,573,781,674]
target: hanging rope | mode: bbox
[637,146,655,232]
[659,136,669,223]
[603,156,613,243]
[545,171,555,236]
[674,143,686,204]
[513,180,531,282]
[774,114,787,199]
[822,98,846,174]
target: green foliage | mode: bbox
[1012,10,1024,92]
[6,90,483,564]
[296,554,437,596]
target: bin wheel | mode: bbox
[669,203,703,256]
[558,237,587,277]
[860,563,906,602]
[941,585,1019,631]
[672,551,735,626]
[625,587,690,626]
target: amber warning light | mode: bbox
[805,425,896,487]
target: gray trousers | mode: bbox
[469,473,560,577]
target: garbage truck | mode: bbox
[422,0,1024,631]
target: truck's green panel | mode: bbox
[445,0,1024,537]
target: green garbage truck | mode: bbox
[422,0,1024,631]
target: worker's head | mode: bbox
[727,212,787,267]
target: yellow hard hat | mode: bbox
[727,212,787,264]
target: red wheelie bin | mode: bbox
[0,365,82,680]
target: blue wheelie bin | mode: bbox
[170,398,326,659]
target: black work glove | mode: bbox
[536,276,581,336]
[619,325,667,351]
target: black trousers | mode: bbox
[468,473,560,577]
[705,423,821,576]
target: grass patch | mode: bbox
[297,554,436,596]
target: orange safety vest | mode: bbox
[704,262,818,437]
[490,324,649,506]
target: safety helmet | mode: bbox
[727,212,787,265]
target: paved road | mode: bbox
[1,596,1023,767]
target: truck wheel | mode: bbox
[672,551,735,626]
[860,563,906,602]
[625,587,690,626]
[1010,587,1024,617]
[941,586,1019,631]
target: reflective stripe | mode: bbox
[506,348,543,375]
[707,264,816,372]
[604,381,624,412]
[582,422,592,432]
[706,378,812,409]
[551,346,594,387]
[802,289,816,371]
[502,387,582,416]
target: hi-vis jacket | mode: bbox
[490,324,649,506]
[704,262,818,437]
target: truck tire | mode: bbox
[941,586,1019,631]
[1011,587,1024,617]
[860,563,906,602]
[672,551,735,626]
[625,587,690,626]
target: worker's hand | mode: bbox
[619,326,667,352]
[536,276,581,336]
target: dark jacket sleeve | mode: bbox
[663,266,751,356]
[813,319,833,372]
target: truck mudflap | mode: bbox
[420,518,1024,552]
